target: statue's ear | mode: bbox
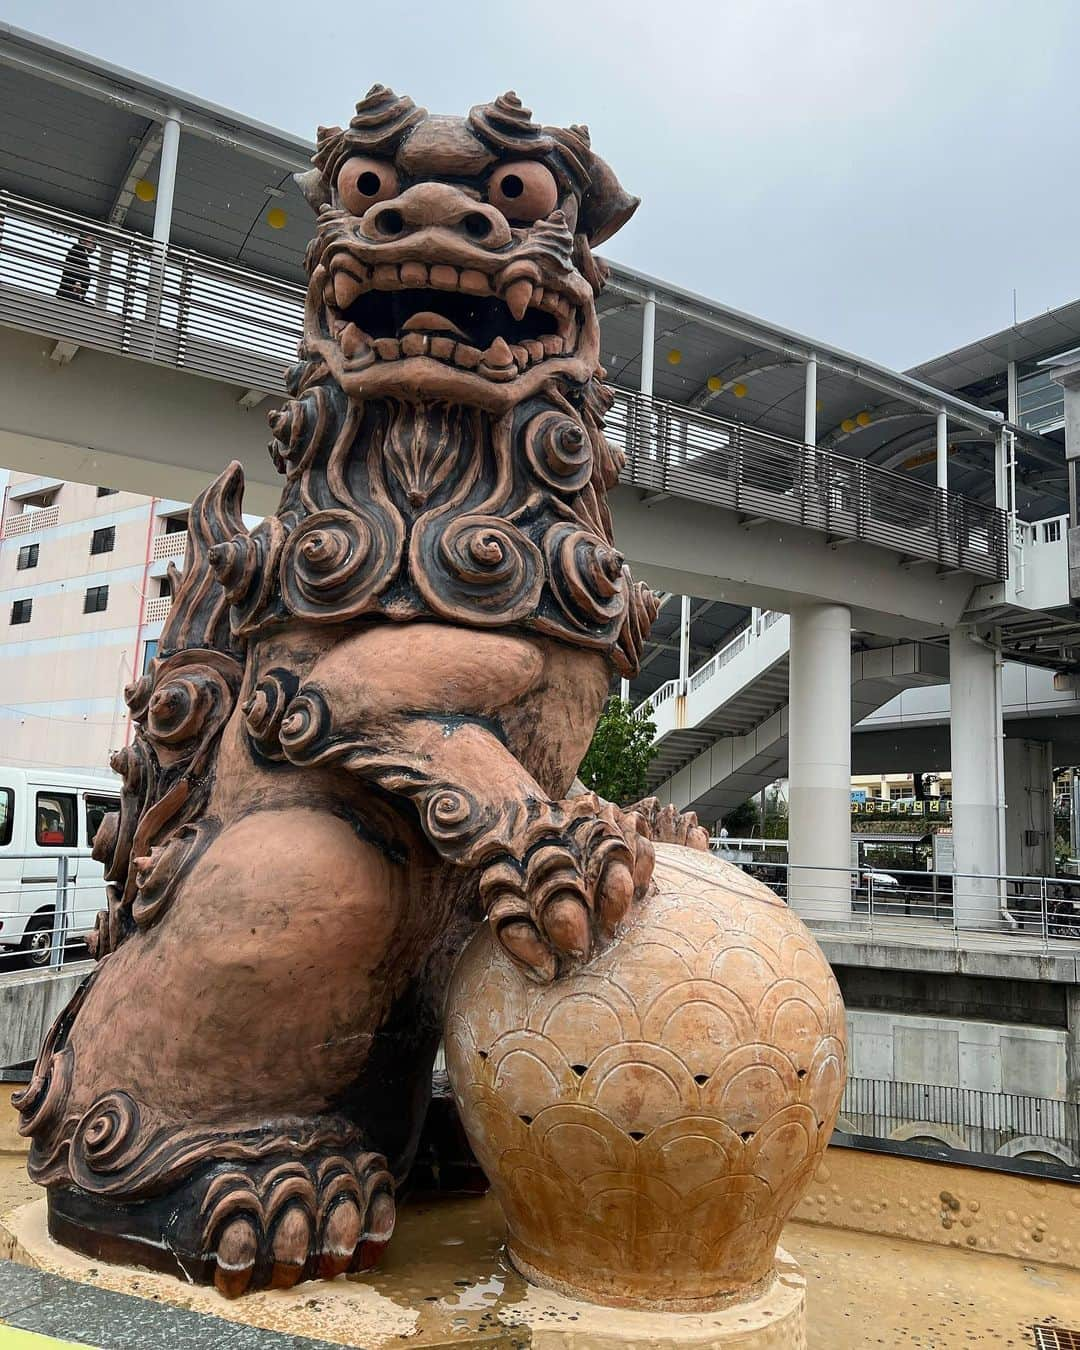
[295,168,331,213]
[580,150,639,247]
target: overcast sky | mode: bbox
[5,0,1079,369]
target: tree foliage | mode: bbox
[578,696,657,806]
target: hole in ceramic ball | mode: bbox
[628,1130,645,1141]
[519,1114,533,1126]
[478,1050,488,1061]
[570,1064,587,1076]
[740,1130,755,1142]
[693,1073,709,1085]
[797,1068,808,1079]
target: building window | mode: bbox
[36,791,76,847]
[90,526,115,555]
[96,487,118,497]
[16,544,39,570]
[141,638,159,673]
[84,585,109,614]
[10,598,32,625]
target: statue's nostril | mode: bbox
[375,208,404,236]
[464,212,492,241]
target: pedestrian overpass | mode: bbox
[1,21,1077,930]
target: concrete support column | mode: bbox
[803,356,817,446]
[936,410,948,491]
[993,428,1009,512]
[639,294,656,397]
[788,603,851,918]
[949,626,1006,925]
[619,677,630,702]
[678,594,691,692]
[1066,986,1080,1103]
[1003,738,1054,878]
[152,109,182,246]
[147,109,182,336]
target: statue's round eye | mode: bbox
[337,158,400,214]
[488,161,558,223]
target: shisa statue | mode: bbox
[17,87,845,1315]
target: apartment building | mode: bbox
[0,474,186,772]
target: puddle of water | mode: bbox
[361,1191,533,1344]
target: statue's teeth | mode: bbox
[399,261,428,288]
[510,344,530,369]
[503,278,533,321]
[459,269,491,296]
[522,339,544,364]
[373,337,401,360]
[339,323,366,358]
[429,264,459,291]
[540,334,565,357]
[401,332,430,357]
[453,343,482,369]
[484,336,515,369]
[372,263,402,290]
[333,271,363,309]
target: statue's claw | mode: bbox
[481,795,654,980]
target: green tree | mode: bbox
[578,696,657,806]
[722,798,760,838]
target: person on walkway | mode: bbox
[56,232,96,302]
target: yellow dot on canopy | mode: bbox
[707,375,723,393]
[134,179,156,202]
[856,410,871,427]
[841,418,856,433]
[667,348,682,366]
[732,382,747,398]
[267,207,288,229]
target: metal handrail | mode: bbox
[704,855,1080,955]
[841,1077,1080,1156]
[0,189,1008,579]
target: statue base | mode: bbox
[2,1197,806,1348]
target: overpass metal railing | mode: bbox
[605,389,1008,579]
[840,1077,1080,1163]
[710,854,1080,955]
[0,190,1007,580]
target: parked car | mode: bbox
[0,765,119,968]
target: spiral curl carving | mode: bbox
[242,669,298,761]
[411,513,543,627]
[145,671,226,748]
[543,522,629,637]
[278,690,333,764]
[131,823,205,929]
[522,410,594,495]
[70,1092,141,1182]
[422,788,493,858]
[280,508,403,622]
[267,386,334,481]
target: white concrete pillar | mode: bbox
[639,294,656,397]
[936,410,948,491]
[788,604,852,918]
[1003,738,1054,878]
[678,594,691,692]
[949,626,1006,925]
[993,428,1008,512]
[619,677,630,702]
[803,356,818,446]
[1007,359,1019,424]
[153,109,182,246]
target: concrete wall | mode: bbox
[0,965,89,1070]
[845,1007,1068,1099]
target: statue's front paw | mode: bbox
[479,795,653,982]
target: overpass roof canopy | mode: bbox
[0,22,1065,518]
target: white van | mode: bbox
[0,765,120,969]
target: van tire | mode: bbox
[22,911,56,968]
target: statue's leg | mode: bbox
[276,625,654,982]
[19,803,438,1295]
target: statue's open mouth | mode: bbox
[322,259,582,382]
